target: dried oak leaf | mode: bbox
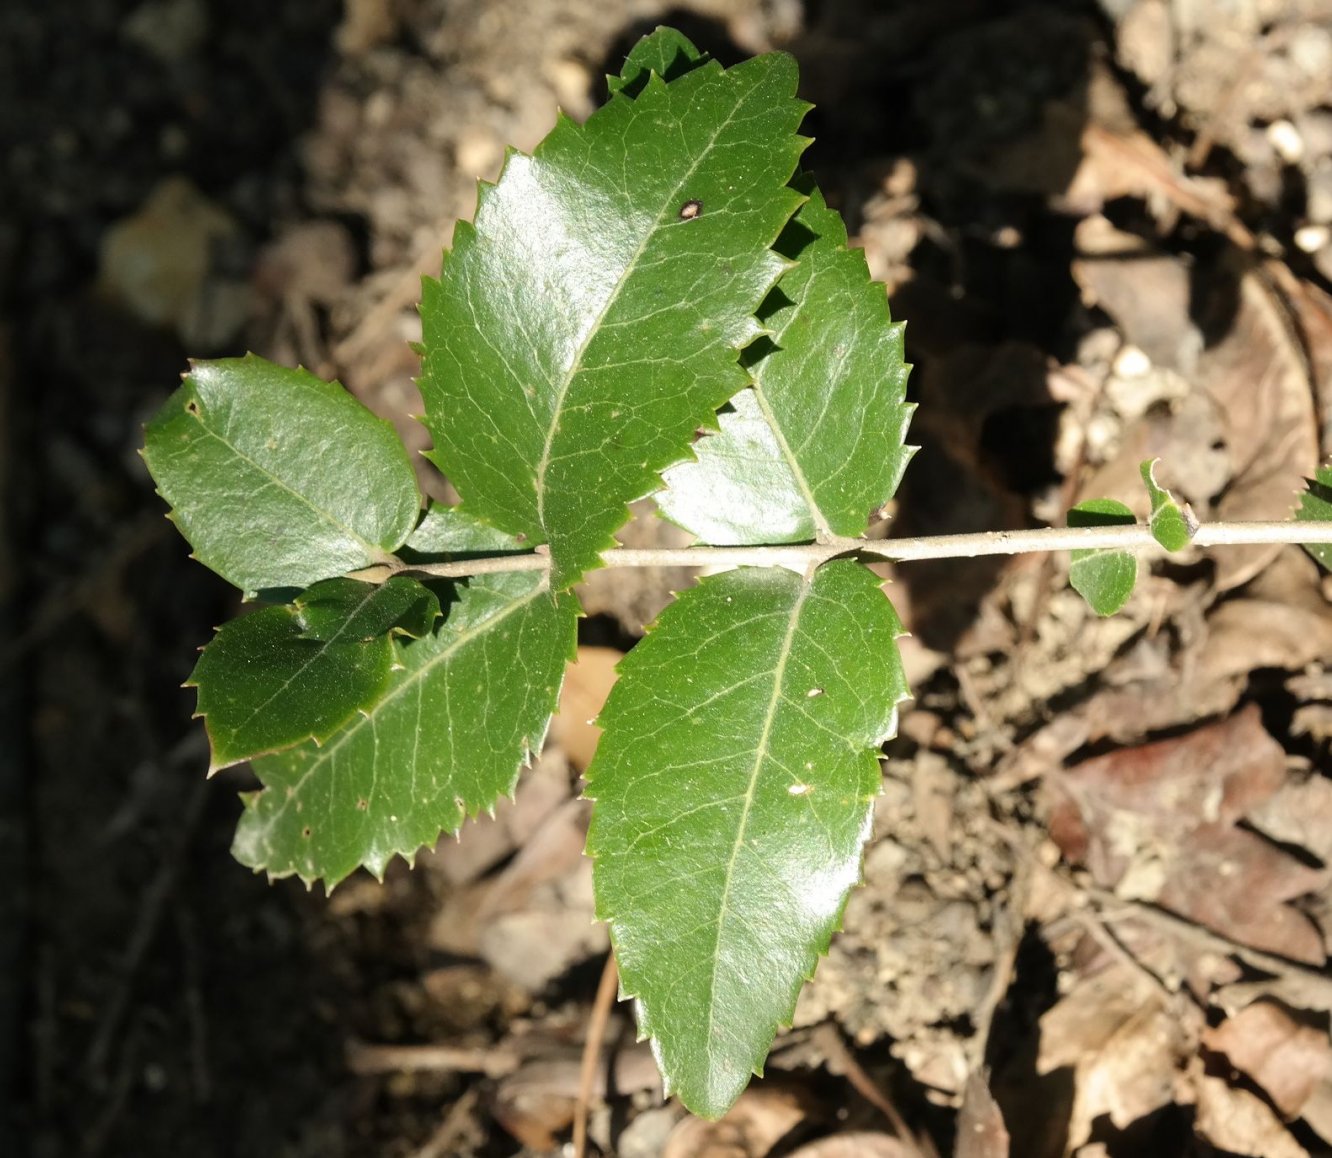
[1035,962,1194,1152]
[1048,706,1327,962]
[1203,1000,1332,1120]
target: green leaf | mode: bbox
[1296,465,1332,572]
[143,356,421,591]
[401,502,532,560]
[295,576,440,642]
[659,182,913,544]
[1068,499,1138,616]
[658,388,814,543]
[190,604,394,772]
[586,560,908,1117]
[418,37,809,589]
[608,25,707,97]
[1139,458,1194,552]
[232,571,578,888]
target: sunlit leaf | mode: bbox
[418,37,809,588]
[1068,499,1138,616]
[143,356,420,591]
[658,181,913,544]
[608,24,707,96]
[658,388,813,543]
[401,502,532,560]
[586,560,908,1116]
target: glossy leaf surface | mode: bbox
[1140,458,1194,552]
[1068,499,1138,616]
[190,604,394,772]
[418,38,809,588]
[143,356,420,591]
[586,561,908,1116]
[232,571,577,887]
[658,388,813,543]
[659,183,913,544]
[1296,465,1332,572]
[608,24,706,96]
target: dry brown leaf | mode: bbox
[1071,216,1201,373]
[425,765,604,982]
[493,1043,661,1151]
[1249,771,1332,868]
[1199,266,1319,590]
[1035,961,1192,1151]
[1049,707,1327,961]
[551,645,621,770]
[1198,596,1332,687]
[1049,705,1287,867]
[1151,822,1326,963]
[1203,1000,1332,1119]
[1067,123,1237,229]
[428,748,573,886]
[1193,1071,1310,1158]
[663,1084,815,1158]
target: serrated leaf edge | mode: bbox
[235,575,573,891]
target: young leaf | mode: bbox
[659,182,913,544]
[1296,465,1332,572]
[231,571,577,888]
[143,357,421,591]
[1139,458,1195,552]
[295,576,440,642]
[585,560,908,1117]
[1068,499,1138,616]
[190,604,394,772]
[418,37,809,590]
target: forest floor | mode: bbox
[6,0,1332,1155]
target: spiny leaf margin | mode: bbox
[142,356,420,592]
[232,568,577,890]
[659,180,914,544]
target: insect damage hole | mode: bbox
[678,199,703,220]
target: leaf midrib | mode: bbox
[531,71,768,537]
[750,263,837,540]
[702,573,811,1064]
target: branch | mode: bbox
[361,519,1332,580]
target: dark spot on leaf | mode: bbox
[356,799,368,811]
[184,399,201,417]
[679,199,702,220]
[302,826,312,838]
